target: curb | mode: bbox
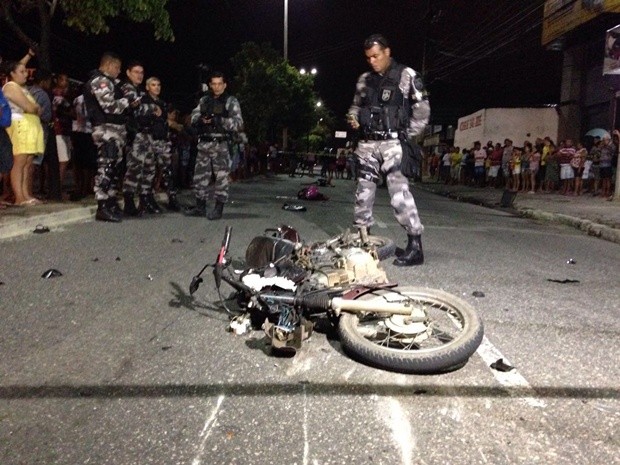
[417,184,620,245]
[520,208,620,244]
[0,193,172,241]
[0,206,96,240]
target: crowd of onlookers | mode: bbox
[2,49,618,210]
[0,50,290,211]
[427,134,618,199]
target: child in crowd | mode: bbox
[572,142,586,195]
[510,146,522,192]
[528,144,541,193]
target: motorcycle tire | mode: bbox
[338,287,483,374]
[340,233,396,261]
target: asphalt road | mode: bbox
[1,175,618,465]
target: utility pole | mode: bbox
[282,0,289,151]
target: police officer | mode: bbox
[120,61,163,215]
[144,76,180,211]
[185,71,244,220]
[347,34,430,266]
[84,52,136,222]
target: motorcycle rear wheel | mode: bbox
[340,233,395,261]
[338,287,483,374]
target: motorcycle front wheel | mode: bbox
[338,287,483,374]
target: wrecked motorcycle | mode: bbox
[189,225,484,374]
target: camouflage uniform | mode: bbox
[121,86,168,196]
[84,70,129,201]
[140,137,173,196]
[190,92,243,203]
[348,60,430,235]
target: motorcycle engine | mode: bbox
[307,247,387,288]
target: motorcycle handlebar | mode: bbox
[214,226,232,289]
[217,226,232,265]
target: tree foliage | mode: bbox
[0,0,173,69]
[232,42,323,146]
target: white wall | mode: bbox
[454,107,559,149]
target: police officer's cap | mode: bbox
[364,34,389,50]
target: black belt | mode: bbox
[199,134,228,142]
[363,131,399,141]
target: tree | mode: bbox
[232,42,322,146]
[0,0,173,70]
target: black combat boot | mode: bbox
[393,234,424,266]
[147,194,163,213]
[184,198,207,217]
[123,192,141,217]
[139,194,162,214]
[96,200,122,223]
[166,193,181,212]
[107,196,123,217]
[207,200,224,220]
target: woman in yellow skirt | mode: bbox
[2,60,44,205]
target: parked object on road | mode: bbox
[189,225,484,374]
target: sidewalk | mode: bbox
[416,179,620,245]
[1,177,620,244]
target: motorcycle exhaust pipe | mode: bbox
[330,297,422,318]
[259,292,421,319]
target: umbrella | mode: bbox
[585,128,610,139]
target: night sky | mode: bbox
[2,0,563,125]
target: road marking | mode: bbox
[342,368,356,380]
[192,395,225,465]
[383,397,415,465]
[476,336,546,408]
[303,383,310,465]
[286,352,313,376]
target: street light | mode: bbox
[284,0,288,60]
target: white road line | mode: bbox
[476,336,547,408]
[303,383,310,465]
[383,397,415,465]
[286,352,313,376]
[191,395,225,465]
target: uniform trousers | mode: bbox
[92,123,127,201]
[354,139,424,235]
[192,139,231,203]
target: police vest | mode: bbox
[137,94,168,139]
[83,71,126,126]
[358,62,410,133]
[199,93,229,133]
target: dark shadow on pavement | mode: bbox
[0,382,616,400]
[168,281,228,320]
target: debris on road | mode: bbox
[282,204,307,212]
[490,358,515,372]
[41,269,62,279]
[33,225,50,234]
